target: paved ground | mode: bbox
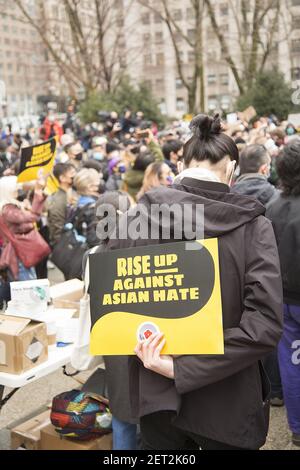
[0,375,298,450]
[0,267,298,450]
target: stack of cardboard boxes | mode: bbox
[0,279,84,375]
[1,278,109,450]
[11,410,112,450]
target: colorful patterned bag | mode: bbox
[50,389,112,440]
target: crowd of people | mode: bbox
[0,106,299,450]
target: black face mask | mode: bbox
[75,153,83,161]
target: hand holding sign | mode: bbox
[17,138,57,183]
[89,239,224,355]
[35,169,48,193]
[135,332,174,379]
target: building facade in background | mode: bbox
[0,0,49,119]
[0,0,300,119]
[126,0,300,117]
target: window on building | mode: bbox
[156,53,165,66]
[220,73,229,85]
[154,12,162,23]
[291,67,300,80]
[292,39,300,53]
[187,29,196,41]
[188,51,195,62]
[144,80,152,90]
[220,3,229,15]
[176,78,183,89]
[144,54,152,65]
[220,95,230,110]
[207,74,217,85]
[207,28,216,40]
[174,32,182,43]
[207,48,218,60]
[143,33,151,45]
[141,13,150,25]
[155,32,163,43]
[173,9,182,21]
[186,8,194,20]
[292,0,300,6]
[176,98,186,112]
[120,56,126,67]
[159,99,167,115]
[156,79,164,88]
[292,16,300,30]
[116,17,124,27]
[208,95,218,111]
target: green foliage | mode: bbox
[236,70,300,120]
[79,78,165,126]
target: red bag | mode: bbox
[0,215,51,269]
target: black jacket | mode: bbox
[232,173,278,206]
[266,193,300,305]
[107,178,283,449]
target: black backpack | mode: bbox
[51,203,95,280]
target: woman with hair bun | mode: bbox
[108,114,283,450]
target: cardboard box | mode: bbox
[11,410,51,450]
[50,279,84,314]
[0,314,48,374]
[10,279,50,303]
[40,424,112,450]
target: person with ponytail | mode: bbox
[107,114,283,450]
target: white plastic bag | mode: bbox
[70,247,104,371]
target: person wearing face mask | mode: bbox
[232,144,279,206]
[285,123,297,137]
[90,136,107,163]
[41,113,63,141]
[107,114,283,450]
[71,168,101,248]
[47,163,76,247]
[67,142,85,168]
[105,158,126,192]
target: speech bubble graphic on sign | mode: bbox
[89,238,224,355]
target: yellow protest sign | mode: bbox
[45,172,59,196]
[89,239,224,355]
[17,138,57,183]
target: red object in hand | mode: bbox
[144,329,153,339]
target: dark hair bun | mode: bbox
[189,114,222,141]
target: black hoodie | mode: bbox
[107,177,283,449]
